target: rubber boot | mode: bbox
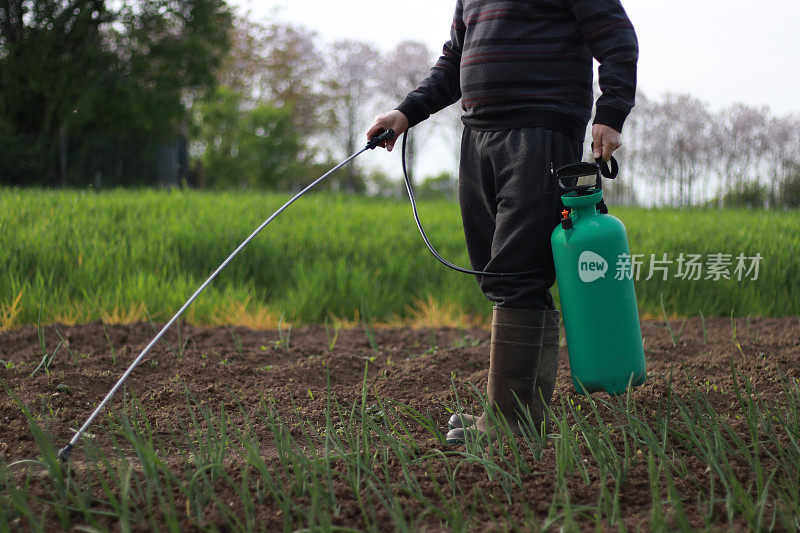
[446,307,560,444]
[531,308,560,434]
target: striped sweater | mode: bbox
[396,0,638,139]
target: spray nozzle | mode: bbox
[366,129,396,150]
[560,209,573,230]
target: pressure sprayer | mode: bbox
[399,131,647,395]
[550,158,647,395]
[56,128,642,462]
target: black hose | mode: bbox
[400,130,537,278]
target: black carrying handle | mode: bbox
[556,153,618,194]
[366,129,396,149]
[590,140,619,180]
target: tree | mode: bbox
[641,93,713,207]
[261,21,327,137]
[418,171,457,200]
[764,114,800,207]
[711,103,770,207]
[195,86,301,189]
[0,0,115,185]
[379,40,434,183]
[603,89,649,206]
[781,166,800,208]
[194,16,331,190]
[325,39,379,192]
[218,18,326,136]
[0,0,232,186]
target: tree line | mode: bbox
[2,3,798,208]
[0,2,436,191]
[0,0,230,186]
[608,93,800,208]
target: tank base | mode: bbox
[572,371,646,396]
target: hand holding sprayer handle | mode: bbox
[367,129,396,150]
[367,110,408,151]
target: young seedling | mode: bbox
[229,327,244,357]
[54,326,77,364]
[745,313,759,342]
[172,319,192,359]
[145,309,191,359]
[102,322,118,364]
[659,293,687,348]
[325,320,341,352]
[30,299,63,377]
[730,309,746,359]
[273,312,292,350]
[700,310,709,345]
[452,334,481,349]
[360,297,378,352]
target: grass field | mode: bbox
[2,188,799,530]
[1,188,797,329]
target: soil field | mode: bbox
[2,316,800,531]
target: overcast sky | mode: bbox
[229,0,800,177]
[231,0,799,115]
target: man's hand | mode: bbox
[367,111,410,152]
[592,124,622,162]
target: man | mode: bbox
[367,0,637,443]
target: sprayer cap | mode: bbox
[561,188,603,208]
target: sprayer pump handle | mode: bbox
[555,155,618,194]
[556,162,601,181]
[366,129,397,150]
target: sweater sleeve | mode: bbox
[396,1,465,127]
[564,0,638,133]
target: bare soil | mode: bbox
[2,316,799,531]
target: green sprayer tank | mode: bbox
[550,159,646,395]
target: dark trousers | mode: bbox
[458,126,583,311]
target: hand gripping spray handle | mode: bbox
[367,129,396,149]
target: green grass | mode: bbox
[1,188,797,327]
[2,366,800,530]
